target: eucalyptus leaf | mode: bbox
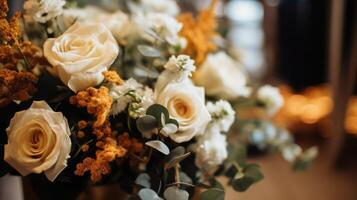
[146,104,170,125]
[165,152,191,169]
[160,123,178,136]
[164,186,189,200]
[232,176,255,192]
[135,173,151,188]
[179,172,192,184]
[137,115,158,138]
[146,140,170,155]
[138,188,163,200]
[200,189,225,200]
[137,45,161,57]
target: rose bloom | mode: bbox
[44,22,119,92]
[4,101,71,181]
[63,6,130,41]
[155,81,211,143]
[134,13,183,45]
[24,0,66,23]
[257,85,284,116]
[194,125,228,174]
[194,52,251,100]
[128,0,180,16]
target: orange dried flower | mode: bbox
[75,120,128,182]
[0,68,37,107]
[70,86,113,128]
[117,132,144,154]
[78,120,88,130]
[177,0,218,65]
[103,70,124,85]
[0,0,8,18]
[81,144,90,152]
[77,131,85,139]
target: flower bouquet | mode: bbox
[0,0,317,199]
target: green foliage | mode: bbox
[137,45,162,58]
[135,173,151,188]
[138,188,163,200]
[200,189,225,200]
[164,186,189,200]
[146,140,170,155]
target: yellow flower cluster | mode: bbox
[0,68,37,107]
[177,0,218,65]
[70,86,113,128]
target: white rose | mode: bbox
[155,81,211,143]
[128,0,180,16]
[63,6,130,41]
[4,101,71,182]
[206,100,235,132]
[194,126,228,174]
[194,52,252,100]
[24,0,66,23]
[134,13,182,45]
[43,22,119,92]
[257,85,284,115]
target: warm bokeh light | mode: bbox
[345,97,357,135]
[276,85,357,136]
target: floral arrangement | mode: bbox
[0,0,317,199]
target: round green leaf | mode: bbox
[146,140,170,155]
[164,186,189,200]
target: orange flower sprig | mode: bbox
[70,86,113,128]
[0,68,38,107]
[177,0,218,65]
[74,120,128,182]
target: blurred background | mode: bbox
[1,0,357,199]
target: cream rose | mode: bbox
[194,52,251,100]
[44,22,119,92]
[4,101,71,182]
[155,81,211,143]
[63,6,130,41]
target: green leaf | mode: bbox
[138,188,163,200]
[146,104,170,126]
[164,186,189,200]
[137,45,161,57]
[136,115,159,138]
[200,189,225,200]
[232,176,255,192]
[165,152,191,170]
[292,159,312,171]
[160,123,178,137]
[227,144,247,164]
[146,140,170,155]
[135,173,151,188]
[231,164,263,192]
[208,178,224,190]
[244,164,264,183]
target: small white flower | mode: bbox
[110,78,154,117]
[135,13,182,45]
[206,100,235,132]
[257,85,284,116]
[194,126,228,174]
[164,55,196,80]
[24,0,66,23]
[128,0,180,16]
